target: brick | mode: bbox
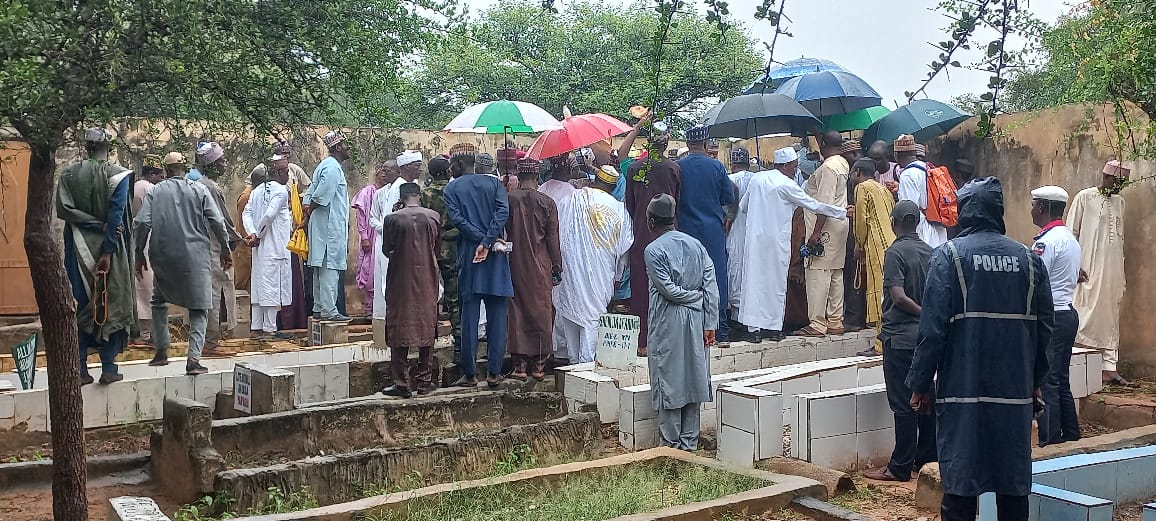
[12,390,47,431]
[82,382,109,428]
[323,362,350,401]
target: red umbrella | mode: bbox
[527,108,633,160]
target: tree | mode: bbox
[1004,0,1156,120]
[390,0,764,129]
[0,0,452,518]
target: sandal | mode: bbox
[1105,375,1134,386]
[792,326,826,337]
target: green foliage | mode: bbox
[493,443,538,475]
[391,0,763,129]
[174,492,237,521]
[0,0,459,146]
[174,486,318,520]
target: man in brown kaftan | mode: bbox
[379,183,441,398]
[506,158,562,380]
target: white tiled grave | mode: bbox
[0,343,385,431]
[561,330,877,424]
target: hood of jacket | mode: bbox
[956,176,1006,236]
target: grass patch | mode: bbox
[361,460,768,521]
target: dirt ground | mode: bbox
[0,472,183,521]
[0,423,155,463]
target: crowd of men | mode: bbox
[61,120,1132,520]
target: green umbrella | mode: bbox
[821,105,891,132]
[442,100,563,134]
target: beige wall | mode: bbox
[929,104,1156,377]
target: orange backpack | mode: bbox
[908,163,959,227]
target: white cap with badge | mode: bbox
[1030,185,1069,204]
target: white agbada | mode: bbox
[736,169,847,331]
[368,178,405,318]
[242,181,293,306]
[539,179,576,206]
[552,187,634,362]
[1068,186,1126,370]
[726,169,757,310]
[897,161,948,248]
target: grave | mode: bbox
[108,496,172,521]
[224,448,827,521]
[151,391,599,510]
[559,330,878,425]
[718,348,1104,469]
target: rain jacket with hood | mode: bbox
[906,176,1054,497]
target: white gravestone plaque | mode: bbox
[595,313,639,370]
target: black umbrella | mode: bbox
[701,93,821,139]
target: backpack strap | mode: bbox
[944,240,967,311]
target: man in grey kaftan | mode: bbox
[134,156,232,374]
[643,194,719,451]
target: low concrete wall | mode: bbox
[152,391,596,509]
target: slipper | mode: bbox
[1105,375,1134,386]
[863,467,908,482]
[792,326,826,337]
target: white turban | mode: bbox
[397,150,423,167]
[773,146,798,165]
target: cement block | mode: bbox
[12,389,47,431]
[734,351,762,372]
[82,382,109,428]
[718,424,756,467]
[193,372,226,409]
[107,382,140,426]
[595,378,619,424]
[856,428,894,470]
[0,393,14,419]
[247,364,296,415]
[299,348,334,365]
[108,496,172,521]
[1142,503,1156,521]
[165,375,195,401]
[296,364,326,403]
[323,362,350,402]
[810,433,857,471]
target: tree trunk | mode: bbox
[24,142,89,520]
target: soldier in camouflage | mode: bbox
[422,156,460,351]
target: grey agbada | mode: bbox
[134,176,231,309]
[906,177,1053,499]
[645,231,719,411]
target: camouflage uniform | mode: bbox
[423,180,460,341]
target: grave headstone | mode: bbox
[245,363,296,415]
[310,318,349,346]
[595,314,639,371]
[10,333,37,390]
[233,364,252,414]
[108,496,171,521]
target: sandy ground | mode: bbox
[0,470,183,521]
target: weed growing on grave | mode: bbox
[174,492,237,520]
[4,449,48,463]
[360,461,768,521]
[492,444,537,475]
[253,485,319,514]
[174,486,319,520]
[359,470,428,497]
[829,482,882,510]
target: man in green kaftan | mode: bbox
[57,128,138,384]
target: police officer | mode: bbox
[1030,185,1082,446]
[907,177,1053,521]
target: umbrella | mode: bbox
[822,106,891,132]
[527,110,633,160]
[443,100,563,134]
[700,93,821,139]
[775,70,882,117]
[744,57,847,94]
[861,99,972,145]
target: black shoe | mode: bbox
[186,361,208,375]
[270,332,295,340]
[148,354,169,366]
[450,376,478,388]
[856,347,880,357]
[416,385,434,395]
[80,374,94,386]
[312,312,321,319]
[767,330,786,342]
[98,373,124,385]
[748,330,763,344]
[381,385,413,398]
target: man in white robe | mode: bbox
[1070,160,1130,385]
[736,147,847,341]
[725,147,757,337]
[242,158,294,340]
[894,135,947,248]
[553,166,634,363]
[369,160,403,318]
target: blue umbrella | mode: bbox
[744,57,846,94]
[861,99,972,146]
[775,70,882,117]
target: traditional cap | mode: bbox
[249,163,268,185]
[428,156,451,175]
[517,158,541,175]
[84,127,110,143]
[851,158,876,173]
[685,124,710,142]
[773,146,798,165]
[676,147,689,157]
[730,147,750,165]
[706,139,720,151]
[322,130,345,149]
[272,142,292,155]
[1031,185,1069,203]
[399,182,421,197]
[596,165,620,184]
[269,154,288,162]
[840,139,861,155]
[163,151,186,165]
[397,150,422,167]
[914,144,927,157]
[893,134,917,152]
[141,165,163,177]
[195,142,224,165]
[1103,159,1130,178]
[892,200,921,222]
[647,193,676,218]
[448,142,477,158]
[476,152,495,169]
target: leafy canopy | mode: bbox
[390,0,764,129]
[0,0,458,146]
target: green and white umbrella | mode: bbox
[443,100,563,134]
